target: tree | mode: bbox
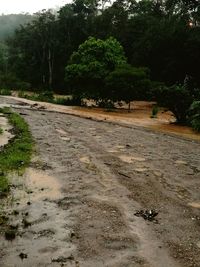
[65,36,127,99]
[7,10,58,90]
[105,65,151,110]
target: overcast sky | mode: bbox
[0,0,70,14]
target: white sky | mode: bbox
[0,0,70,14]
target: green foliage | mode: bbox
[155,85,193,123]
[188,101,200,132]
[151,105,159,118]
[0,108,33,195]
[97,99,115,109]
[65,36,127,99]
[53,96,82,106]
[105,65,151,106]
[0,88,11,96]
[0,128,3,134]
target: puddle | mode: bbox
[0,115,14,147]
[153,171,162,177]
[0,168,76,266]
[60,137,71,141]
[175,160,187,165]
[80,156,91,164]
[115,145,126,149]
[118,155,146,163]
[55,128,67,136]
[188,202,200,209]
[134,168,148,173]
[107,149,118,153]
[25,168,62,201]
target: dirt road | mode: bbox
[0,97,200,267]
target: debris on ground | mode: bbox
[52,255,74,263]
[134,209,158,221]
[19,253,28,260]
[4,230,16,241]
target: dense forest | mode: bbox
[0,0,200,129]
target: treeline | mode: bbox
[0,14,33,41]
[0,0,200,129]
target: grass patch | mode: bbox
[0,107,33,196]
[0,88,12,96]
[0,128,3,134]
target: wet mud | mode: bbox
[0,97,200,267]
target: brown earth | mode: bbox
[0,96,200,267]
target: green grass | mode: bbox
[0,107,33,195]
[0,88,12,96]
[0,128,3,134]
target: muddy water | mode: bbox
[3,96,200,141]
[0,115,14,147]
[0,168,76,267]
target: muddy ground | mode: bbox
[0,97,200,267]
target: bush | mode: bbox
[188,101,200,132]
[54,95,82,106]
[155,84,193,123]
[37,91,54,102]
[151,105,159,118]
[97,100,115,109]
[0,88,11,95]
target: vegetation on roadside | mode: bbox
[0,108,33,196]
[0,0,199,131]
[0,88,11,96]
[189,101,200,132]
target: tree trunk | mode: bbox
[48,48,52,89]
[128,102,131,112]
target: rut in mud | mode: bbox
[0,97,200,267]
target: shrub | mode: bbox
[0,88,11,95]
[188,101,200,132]
[97,100,115,109]
[151,105,159,118]
[155,84,193,123]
